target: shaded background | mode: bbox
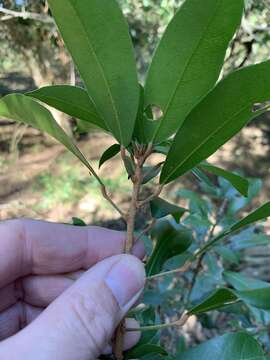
[1,0,270,352]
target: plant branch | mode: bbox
[135,218,156,242]
[147,261,192,281]
[100,184,126,220]
[185,198,229,303]
[126,161,143,253]
[0,6,54,23]
[137,184,164,208]
[126,311,189,332]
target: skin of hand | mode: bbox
[0,219,146,360]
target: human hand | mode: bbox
[0,219,145,359]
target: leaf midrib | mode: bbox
[153,0,222,141]
[66,2,123,140]
[163,103,252,183]
[34,94,99,118]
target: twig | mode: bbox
[137,184,164,208]
[126,311,189,332]
[100,184,126,220]
[185,198,229,303]
[0,6,54,23]
[147,261,192,281]
[126,161,142,253]
[135,218,156,242]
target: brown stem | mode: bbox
[126,311,189,332]
[100,184,126,220]
[115,147,149,359]
[126,161,142,253]
[147,261,192,281]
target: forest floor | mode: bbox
[1,120,270,225]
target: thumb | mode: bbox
[1,254,145,360]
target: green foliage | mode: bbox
[199,163,249,197]
[1,0,270,358]
[27,86,107,131]
[146,221,193,276]
[0,94,92,171]
[150,197,187,223]
[177,333,265,360]
[47,0,140,146]
[99,144,121,169]
[160,61,270,184]
[145,0,244,143]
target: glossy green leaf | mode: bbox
[237,288,270,310]
[161,61,270,184]
[99,144,121,168]
[27,85,107,130]
[0,94,92,171]
[72,217,87,226]
[146,221,192,276]
[126,344,167,359]
[133,85,156,144]
[197,202,270,257]
[48,0,139,146]
[176,332,265,360]
[123,155,135,178]
[192,167,214,187]
[142,163,163,184]
[231,201,270,232]
[188,288,238,315]
[145,0,244,143]
[150,197,187,223]
[199,163,249,197]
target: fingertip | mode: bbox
[132,240,146,260]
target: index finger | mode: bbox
[0,219,144,288]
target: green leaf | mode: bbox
[0,94,92,171]
[146,221,192,276]
[133,85,157,144]
[215,246,239,265]
[176,332,265,360]
[231,202,270,232]
[145,0,244,143]
[99,144,120,168]
[197,202,270,256]
[224,271,270,291]
[233,234,270,250]
[123,155,135,178]
[150,197,187,223]
[142,163,163,184]
[188,288,238,315]
[192,167,214,188]
[161,61,270,184]
[199,163,249,197]
[125,344,167,359]
[72,217,87,226]
[48,0,139,146]
[27,85,107,131]
[237,288,270,310]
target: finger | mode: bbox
[0,303,139,352]
[0,271,85,312]
[0,219,145,288]
[0,254,145,360]
[0,302,41,340]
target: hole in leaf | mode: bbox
[145,104,164,121]
[252,100,270,113]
